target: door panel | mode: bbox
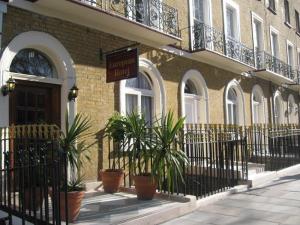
[9,80,61,126]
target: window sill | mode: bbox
[284,22,292,28]
[268,7,277,15]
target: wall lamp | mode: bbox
[68,84,79,101]
[1,76,16,96]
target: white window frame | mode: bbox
[120,58,166,118]
[270,26,279,58]
[251,85,267,124]
[181,69,209,124]
[273,90,284,124]
[124,74,154,117]
[189,0,212,51]
[251,12,264,53]
[223,0,241,41]
[287,94,297,124]
[297,48,300,70]
[224,79,245,125]
[286,40,294,67]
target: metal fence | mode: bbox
[246,124,300,171]
[0,125,68,225]
[107,124,248,199]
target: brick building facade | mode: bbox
[0,0,299,181]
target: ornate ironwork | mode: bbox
[78,0,179,37]
[256,51,298,82]
[192,23,255,67]
[10,48,57,78]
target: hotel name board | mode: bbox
[106,48,138,83]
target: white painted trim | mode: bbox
[189,0,213,51]
[119,58,166,118]
[297,48,300,70]
[8,72,64,85]
[0,31,76,129]
[251,11,265,52]
[224,79,245,125]
[251,84,267,124]
[273,90,284,124]
[222,0,241,41]
[270,26,280,57]
[180,69,209,123]
[286,40,294,67]
[287,94,297,123]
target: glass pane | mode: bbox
[17,110,26,124]
[126,94,138,115]
[17,91,26,107]
[125,72,151,90]
[27,111,36,124]
[141,96,153,124]
[27,92,36,107]
[228,88,237,102]
[37,94,45,108]
[37,111,46,124]
[184,80,198,95]
[10,48,56,78]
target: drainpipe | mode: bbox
[0,0,7,87]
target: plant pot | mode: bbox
[59,191,84,222]
[23,187,44,210]
[133,175,156,200]
[100,169,124,193]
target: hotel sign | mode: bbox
[106,48,138,83]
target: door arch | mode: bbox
[0,31,76,129]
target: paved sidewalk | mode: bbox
[162,171,300,225]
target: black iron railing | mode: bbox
[256,51,298,81]
[192,23,255,67]
[246,124,300,171]
[76,0,179,37]
[0,125,68,225]
[108,125,248,199]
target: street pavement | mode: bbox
[161,171,300,225]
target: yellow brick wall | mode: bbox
[2,6,299,181]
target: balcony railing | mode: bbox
[256,51,298,81]
[192,23,255,67]
[77,0,179,37]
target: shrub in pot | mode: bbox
[152,111,189,194]
[123,112,156,200]
[101,113,125,193]
[59,112,94,222]
[59,177,85,223]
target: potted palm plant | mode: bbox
[123,112,156,200]
[59,112,93,222]
[100,113,125,193]
[152,111,189,194]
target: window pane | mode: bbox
[141,96,153,123]
[193,0,204,22]
[184,80,198,95]
[10,49,56,78]
[125,72,152,90]
[226,7,235,38]
[126,94,138,115]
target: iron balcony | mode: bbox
[190,23,256,74]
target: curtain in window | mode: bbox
[226,7,235,38]
[126,94,138,115]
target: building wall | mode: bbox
[2,3,299,181]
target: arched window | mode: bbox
[225,80,245,125]
[288,94,298,124]
[252,85,266,124]
[184,80,201,124]
[181,70,209,124]
[227,88,238,125]
[10,48,57,78]
[124,72,153,123]
[274,92,283,124]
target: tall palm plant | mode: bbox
[152,111,189,193]
[60,112,92,172]
[122,111,152,175]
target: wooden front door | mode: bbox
[9,80,61,126]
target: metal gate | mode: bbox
[0,125,68,225]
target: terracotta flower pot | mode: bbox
[60,191,84,222]
[133,175,156,200]
[100,169,124,193]
[23,187,44,210]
